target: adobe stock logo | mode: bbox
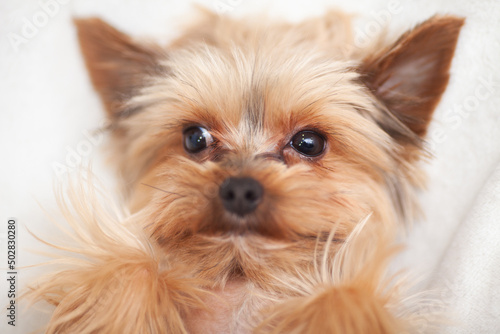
[52,119,109,179]
[213,0,244,14]
[428,73,497,151]
[7,0,71,53]
[354,0,403,48]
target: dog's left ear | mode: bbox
[361,16,464,138]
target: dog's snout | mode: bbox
[219,177,263,216]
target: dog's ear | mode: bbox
[361,16,464,137]
[74,18,163,118]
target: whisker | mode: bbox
[140,183,185,197]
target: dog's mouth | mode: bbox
[197,208,282,239]
[203,214,277,239]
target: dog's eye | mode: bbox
[183,126,213,153]
[290,131,325,157]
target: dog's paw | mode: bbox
[25,180,212,333]
[256,284,402,334]
[29,249,208,334]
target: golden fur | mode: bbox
[27,8,463,333]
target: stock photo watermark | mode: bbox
[213,0,244,14]
[5,218,18,327]
[337,0,402,56]
[7,0,71,53]
[51,119,109,178]
[354,0,402,48]
[428,73,498,151]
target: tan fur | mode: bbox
[27,9,463,333]
[26,178,210,333]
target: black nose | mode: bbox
[219,177,263,217]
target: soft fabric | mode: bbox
[1,0,498,333]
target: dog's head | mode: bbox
[74,11,463,280]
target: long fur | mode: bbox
[26,183,442,333]
[25,181,406,333]
[27,8,464,333]
[26,178,209,333]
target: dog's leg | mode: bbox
[255,220,407,334]
[28,241,208,334]
[26,183,209,334]
[256,282,402,334]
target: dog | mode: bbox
[27,8,463,334]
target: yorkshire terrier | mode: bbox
[27,8,464,334]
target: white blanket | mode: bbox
[1,0,499,333]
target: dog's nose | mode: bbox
[219,177,263,216]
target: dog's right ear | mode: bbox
[74,18,164,118]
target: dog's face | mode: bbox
[75,11,463,281]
